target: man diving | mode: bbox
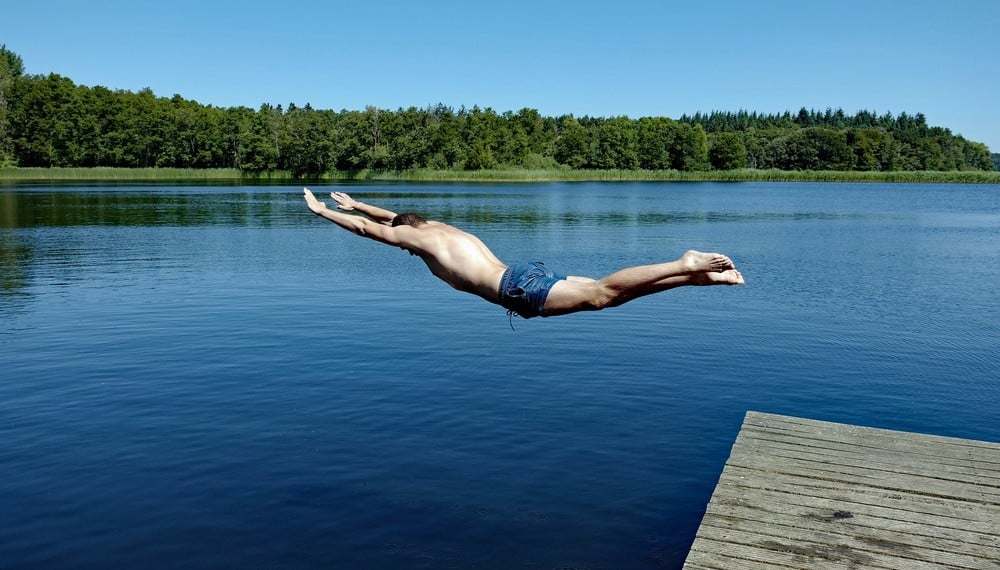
[303,188,744,319]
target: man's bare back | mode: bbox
[303,188,743,319]
[398,221,508,301]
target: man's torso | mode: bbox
[412,222,507,303]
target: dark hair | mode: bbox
[391,213,427,227]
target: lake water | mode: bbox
[1,181,998,569]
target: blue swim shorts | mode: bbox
[497,262,567,319]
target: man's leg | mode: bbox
[542,250,744,316]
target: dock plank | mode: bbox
[684,412,1000,569]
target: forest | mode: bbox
[0,46,995,176]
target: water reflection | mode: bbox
[0,187,863,230]
[0,232,32,312]
[0,190,299,228]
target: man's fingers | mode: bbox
[331,192,354,210]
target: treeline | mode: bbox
[0,46,993,175]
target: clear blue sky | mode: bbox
[4,0,998,151]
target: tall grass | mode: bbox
[0,167,255,181]
[2,166,998,184]
[362,168,1000,184]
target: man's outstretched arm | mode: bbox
[303,189,401,245]
[329,191,397,225]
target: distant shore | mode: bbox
[2,167,998,184]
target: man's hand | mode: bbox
[330,191,360,211]
[324,190,397,224]
[303,188,327,214]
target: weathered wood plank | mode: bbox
[718,466,1000,521]
[683,412,1000,569]
[705,485,999,546]
[733,429,1000,472]
[691,526,974,570]
[734,427,1000,471]
[732,431,1000,484]
[742,414,997,448]
[695,513,990,568]
[721,456,1000,505]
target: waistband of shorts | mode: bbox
[498,264,517,303]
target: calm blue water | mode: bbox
[1,181,998,569]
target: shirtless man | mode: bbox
[303,188,744,319]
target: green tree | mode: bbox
[498,110,529,166]
[232,104,279,172]
[91,85,127,166]
[69,83,105,166]
[463,107,502,170]
[329,110,368,171]
[9,73,85,166]
[360,105,390,169]
[636,117,676,170]
[766,127,851,170]
[674,123,709,171]
[220,106,253,169]
[741,128,772,169]
[960,140,992,171]
[709,132,748,170]
[424,104,464,169]
[511,108,553,156]
[0,45,25,166]
[554,116,588,168]
[385,106,431,170]
[465,139,496,170]
[590,116,638,169]
[846,128,899,171]
[278,104,335,176]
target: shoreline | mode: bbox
[2,167,998,184]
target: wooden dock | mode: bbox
[684,411,1000,569]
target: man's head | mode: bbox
[391,213,427,227]
[391,213,427,256]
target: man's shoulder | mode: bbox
[423,221,465,234]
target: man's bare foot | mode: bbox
[690,269,745,286]
[303,188,326,214]
[679,250,736,273]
